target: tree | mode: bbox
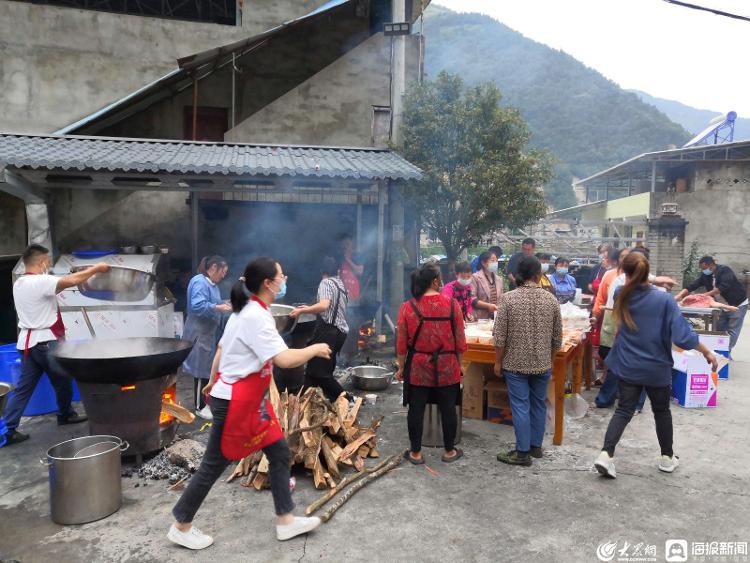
[399,72,553,265]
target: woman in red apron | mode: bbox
[169,257,332,550]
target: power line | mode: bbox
[663,0,750,23]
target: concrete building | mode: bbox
[0,0,428,341]
[548,141,750,288]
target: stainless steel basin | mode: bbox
[349,365,393,391]
[270,304,298,334]
[0,382,13,417]
[73,265,154,302]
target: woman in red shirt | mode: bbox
[396,264,467,464]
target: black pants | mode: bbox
[303,325,348,403]
[193,378,210,411]
[407,383,460,453]
[172,397,295,522]
[602,380,673,457]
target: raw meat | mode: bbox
[680,294,738,312]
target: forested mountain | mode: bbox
[424,6,691,209]
[631,90,750,140]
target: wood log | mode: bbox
[161,401,195,424]
[368,445,380,458]
[269,379,281,415]
[319,452,404,523]
[304,456,394,515]
[346,397,363,425]
[357,445,370,459]
[251,471,267,491]
[320,437,340,480]
[257,454,269,475]
[352,456,364,472]
[312,457,326,489]
[338,431,375,461]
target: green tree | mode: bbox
[400,72,553,265]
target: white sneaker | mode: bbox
[276,516,322,541]
[594,451,617,479]
[196,405,213,421]
[658,455,679,473]
[167,524,214,550]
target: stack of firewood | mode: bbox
[226,384,383,490]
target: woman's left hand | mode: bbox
[202,381,214,398]
[395,367,404,381]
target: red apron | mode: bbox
[21,273,66,358]
[219,296,284,461]
[340,261,360,301]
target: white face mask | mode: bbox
[541,263,549,274]
[458,277,472,286]
[487,262,499,273]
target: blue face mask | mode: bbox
[273,280,287,299]
[557,267,569,276]
[702,268,712,276]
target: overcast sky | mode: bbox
[432,0,750,117]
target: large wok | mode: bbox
[53,337,192,384]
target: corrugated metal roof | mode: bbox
[0,134,422,181]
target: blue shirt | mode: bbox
[470,255,481,273]
[606,285,699,386]
[549,273,577,303]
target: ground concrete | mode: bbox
[2,321,750,563]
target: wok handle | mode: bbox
[39,456,51,466]
[119,440,130,452]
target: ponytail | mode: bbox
[410,264,441,299]
[613,252,650,331]
[230,257,279,313]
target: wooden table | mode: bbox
[463,334,592,446]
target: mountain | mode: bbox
[630,90,749,140]
[423,7,691,209]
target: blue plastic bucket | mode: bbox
[0,343,81,416]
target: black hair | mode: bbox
[554,256,569,267]
[516,255,542,285]
[204,255,227,273]
[522,238,536,247]
[608,248,621,264]
[197,256,209,274]
[411,264,441,299]
[479,251,495,265]
[597,243,611,254]
[22,244,49,265]
[631,246,650,259]
[698,255,715,266]
[488,246,503,259]
[538,253,551,261]
[321,256,338,277]
[455,261,472,275]
[230,257,279,313]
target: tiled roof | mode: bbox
[0,134,421,181]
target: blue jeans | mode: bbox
[4,341,75,433]
[718,303,748,354]
[596,369,647,410]
[503,370,550,453]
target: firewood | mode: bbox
[320,437,341,480]
[352,456,365,472]
[269,380,281,415]
[312,457,326,489]
[251,471,267,490]
[324,473,336,489]
[257,454,269,475]
[161,401,195,424]
[319,452,404,523]
[368,446,380,458]
[338,431,375,461]
[357,445,370,458]
[287,418,328,437]
[304,456,394,515]
[346,397,363,425]
[334,395,349,419]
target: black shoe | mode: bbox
[530,446,544,459]
[4,430,30,446]
[496,450,532,466]
[57,413,88,426]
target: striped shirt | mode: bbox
[318,277,349,334]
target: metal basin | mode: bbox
[73,265,155,302]
[53,337,192,384]
[0,382,13,417]
[270,304,298,334]
[350,365,393,391]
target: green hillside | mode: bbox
[423,7,691,209]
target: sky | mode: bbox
[432,0,750,117]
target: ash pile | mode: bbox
[131,438,206,484]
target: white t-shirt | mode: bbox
[606,273,666,309]
[210,299,287,400]
[14,274,60,350]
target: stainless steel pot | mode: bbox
[139,245,157,254]
[72,265,155,302]
[42,435,129,525]
[349,365,393,391]
[270,304,298,334]
[0,382,13,416]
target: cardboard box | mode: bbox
[462,363,487,420]
[697,331,730,380]
[484,379,510,409]
[486,406,513,425]
[671,348,725,408]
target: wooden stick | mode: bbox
[161,401,195,424]
[319,451,404,523]
[287,418,328,437]
[304,456,394,515]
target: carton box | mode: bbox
[486,406,513,425]
[462,363,487,420]
[484,379,512,424]
[671,348,726,408]
[697,331,730,380]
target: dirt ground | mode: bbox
[1,321,749,563]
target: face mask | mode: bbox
[272,280,287,299]
[541,263,549,274]
[702,268,712,276]
[458,277,472,286]
[487,262,499,273]
[557,267,569,276]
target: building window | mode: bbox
[11,0,238,26]
[372,106,391,148]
